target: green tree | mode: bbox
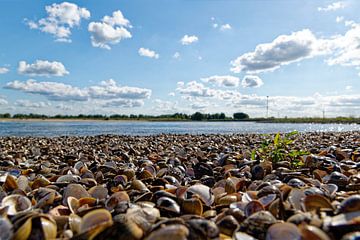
[191,112,204,121]
[233,112,249,120]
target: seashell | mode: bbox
[202,209,217,219]
[123,169,135,181]
[12,217,32,240]
[3,175,18,192]
[266,222,301,240]
[234,232,256,240]
[341,231,360,240]
[244,200,265,217]
[287,178,306,188]
[288,189,305,211]
[16,176,29,192]
[337,195,360,213]
[182,198,203,216]
[258,194,277,208]
[299,224,330,240]
[187,184,214,206]
[131,180,149,191]
[218,194,239,205]
[13,214,57,240]
[56,174,81,184]
[105,191,130,211]
[62,184,90,205]
[69,213,82,235]
[303,194,334,212]
[1,194,32,216]
[0,216,13,240]
[145,224,189,240]
[88,185,108,200]
[157,197,180,216]
[187,218,219,239]
[31,177,51,189]
[327,171,349,188]
[239,211,277,239]
[216,215,239,237]
[79,208,113,239]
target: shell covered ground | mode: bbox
[0,131,359,240]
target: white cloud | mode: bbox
[18,60,69,77]
[88,79,151,99]
[345,85,352,90]
[138,48,159,59]
[168,92,175,96]
[0,67,9,74]
[173,52,180,59]
[103,99,144,108]
[318,1,346,12]
[201,75,239,87]
[88,10,132,50]
[336,16,344,23]
[220,24,232,31]
[5,80,88,101]
[181,35,198,45]
[212,23,218,29]
[0,98,8,105]
[325,22,360,74]
[15,100,50,108]
[5,79,151,102]
[230,29,328,73]
[241,75,264,88]
[26,2,90,42]
[176,81,218,98]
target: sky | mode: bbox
[0,0,359,118]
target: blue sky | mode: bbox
[0,0,359,117]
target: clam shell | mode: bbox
[1,194,32,216]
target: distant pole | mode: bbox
[323,109,325,119]
[266,96,269,118]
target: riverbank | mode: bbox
[0,132,359,239]
[1,117,359,124]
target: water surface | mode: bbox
[0,121,359,137]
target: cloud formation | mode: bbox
[220,24,232,31]
[0,67,9,74]
[176,81,218,97]
[201,75,239,87]
[325,22,360,75]
[88,10,132,50]
[26,2,90,42]
[230,29,328,73]
[138,48,159,59]
[241,75,264,88]
[5,79,151,102]
[181,35,198,45]
[318,1,346,12]
[103,99,144,108]
[0,98,8,105]
[15,100,50,108]
[18,60,69,77]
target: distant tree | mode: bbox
[219,113,226,119]
[191,112,204,121]
[0,113,11,118]
[233,112,249,120]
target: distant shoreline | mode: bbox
[0,118,359,124]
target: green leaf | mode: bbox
[274,132,280,146]
[251,150,256,160]
[286,130,298,138]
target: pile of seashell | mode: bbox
[0,132,359,239]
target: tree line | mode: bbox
[0,112,250,121]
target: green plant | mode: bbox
[253,131,308,168]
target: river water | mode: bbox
[0,121,359,137]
